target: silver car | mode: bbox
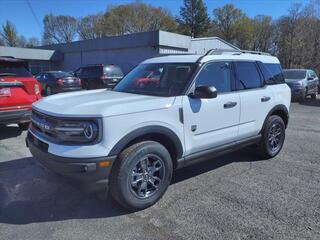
[283,69,319,101]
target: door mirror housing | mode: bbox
[189,86,218,99]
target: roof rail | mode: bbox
[205,49,271,56]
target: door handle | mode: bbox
[261,96,271,102]
[224,101,237,109]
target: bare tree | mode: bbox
[212,4,244,42]
[78,14,105,40]
[43,14,78,44]
[0,20,20,47]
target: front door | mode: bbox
[183,61,240,156]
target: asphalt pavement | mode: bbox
[0,98,319,240]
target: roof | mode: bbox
[143,51,280,64]
[0,46,62,61]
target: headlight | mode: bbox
[54,120,100,143]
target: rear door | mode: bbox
[234,61,275,139]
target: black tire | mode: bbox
[311,92,317,99]
[258,115,285,159]
[18,122,30,131]
[109,141,173,211]
[46,86,52,96]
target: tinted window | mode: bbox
[114,63,196,97]
[51,72,72,78]
[283,70,306,80]
[82,67,102,77]
[195,61,232,93]
[235,61,262,89]
[104,65,124,77]
[264,63,285,83]
[0,62,32,77]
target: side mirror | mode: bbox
[188,85,218,99]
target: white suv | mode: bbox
[26,50,291,210]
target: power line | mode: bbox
[26,0,42,33]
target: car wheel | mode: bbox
[311,92,317,99]
[110,141,173,211]
[258,115,285,159]
[18,122,30,131]
[46,86,52,96]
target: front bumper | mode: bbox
[290,88,304,99]
[0,108,31,124]
[26,131,116,193]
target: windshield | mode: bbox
[113,63,197,97]
[51,72,73,78]
[104,65,124,78]
[283,70,306,80]
[0,62,32,77]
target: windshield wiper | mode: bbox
[0,73,17,76]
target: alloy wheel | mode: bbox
[129,154,165,199]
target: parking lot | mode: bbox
[0,98,319,240]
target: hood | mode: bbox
[33,89,175,117]
[285,79,303,88]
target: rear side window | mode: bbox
[0,62,32,77]
[83,67,102,77]
[263,63,285,84]
[235,61,262,89]
[104,66,124,77]
[195,61,232,93]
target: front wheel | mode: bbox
[311,92,317,99]
[109,141,173,211]
[258,115,285,159]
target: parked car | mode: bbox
[283,69,319,101]
[0,57,41,129]
[35,71,82,96]
[27,50,291,211]
[134,70,161,88]
[73,64,124,90]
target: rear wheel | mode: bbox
[110,141,173,211]
[258,115,285,159]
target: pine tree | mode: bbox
[178,0,211,38]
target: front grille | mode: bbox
[31,110,60,142]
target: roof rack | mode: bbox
[205,49,271,56]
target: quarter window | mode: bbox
[235,61,262,89]
[195,61,232,93]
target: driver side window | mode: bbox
[195,61,232,93]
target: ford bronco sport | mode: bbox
[26,50,291,210]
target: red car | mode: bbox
[0,57,42,130]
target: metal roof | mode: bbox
[0,46,62,61]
